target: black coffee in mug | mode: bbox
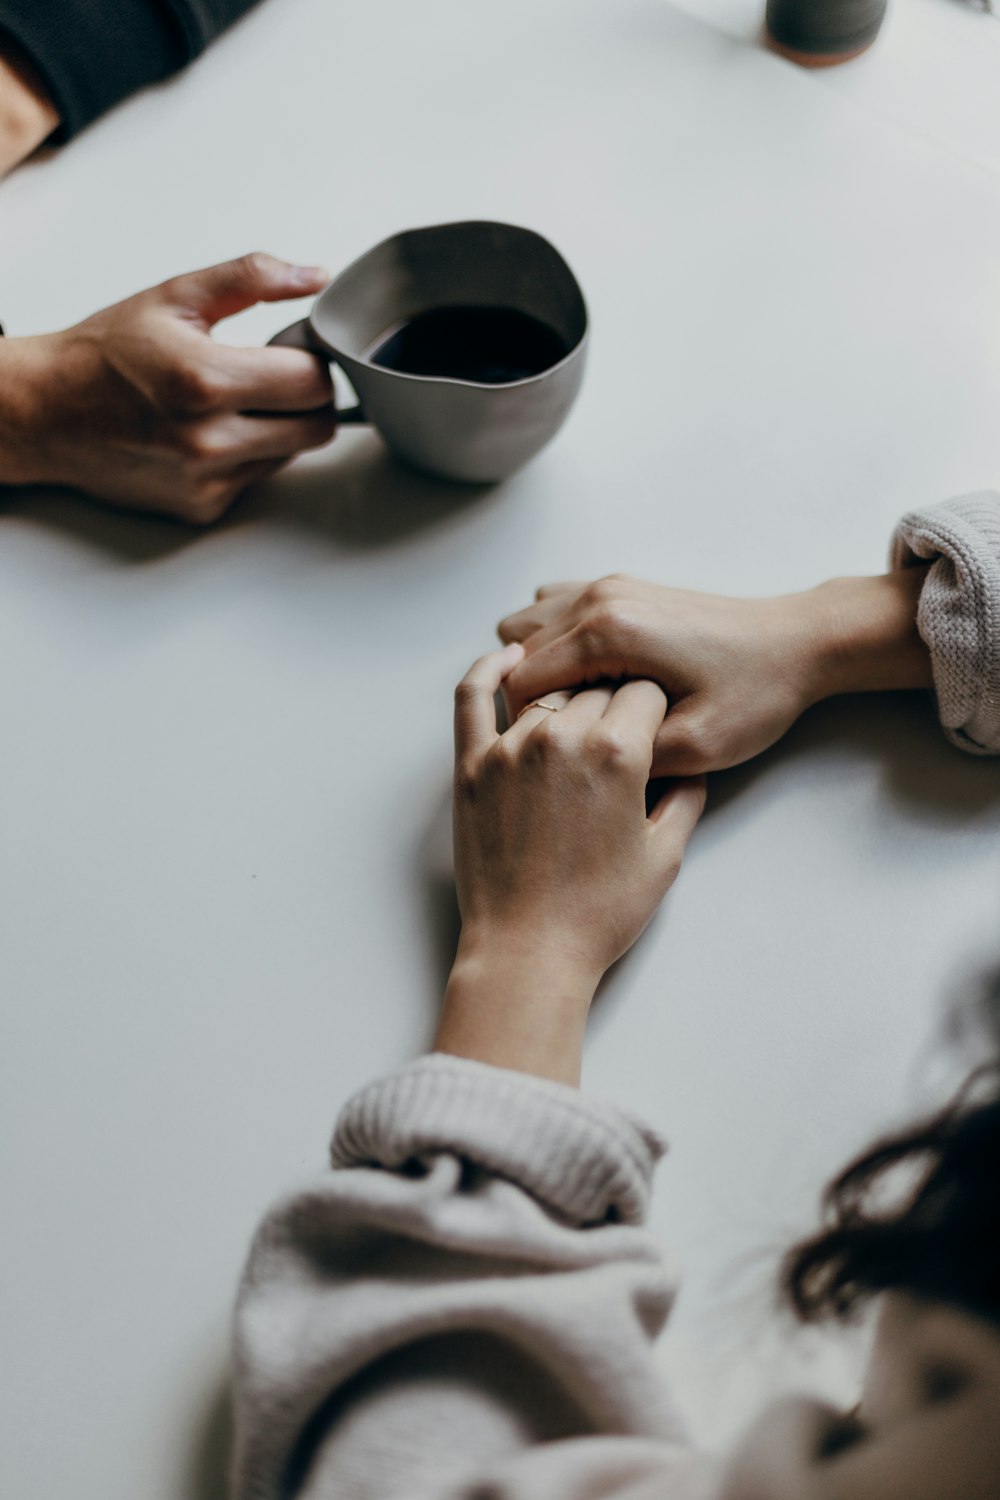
[369,305,569,384]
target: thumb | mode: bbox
[650,700,714,778]
[647,776,707,880]
[163,252,329,327]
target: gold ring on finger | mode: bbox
[516,699,561,720]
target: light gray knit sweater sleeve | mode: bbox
[890,490,1000,754]
[230,1053,716,1500]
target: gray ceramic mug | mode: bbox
[269,220,588,483]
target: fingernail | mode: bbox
[291,264,330,288]
[501,642,525,663]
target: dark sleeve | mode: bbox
[0,0,262,140]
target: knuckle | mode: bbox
[487,736,518,774]
[669,714,711,769]
[574,618,603,660]
[239,250,272,283]
[454,674,482,708]
[155,273,183,303]
[176,421,226,464]
[173,422,205,461]
[583,600,634,647]
[599,599,633,634]
[583,576,617,606]
[529,719,571,759]
[588,726,636,771]
[181,479,232,526]
[166,360,227,415]
[453,757,481,800]
[584,573,631,605]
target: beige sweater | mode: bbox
[891,490,1000,754]
[231,493,1000,1500]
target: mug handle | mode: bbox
[267,318,368,424]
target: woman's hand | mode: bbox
[498,571,932,776]
[0,253,336,523]
[435,643,706,1085]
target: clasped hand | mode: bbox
[499,568,931,776]
[437,565,930,1083]
[438,643,705,1085]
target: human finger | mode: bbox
[168,457,291,527]
[602,679,668,756]
[535,580,585,600]
[228,457,291,489]
[455,644,525,761]
[496,582,583,646]
[219,345,334,412]
[555,685,614,725]
[503,689,575,746]
[164,253,329,328]
[647,777,707,873]
[497,593,569,645]
[650,703,713,777]
[504,627,606,716]
[202,409,337,468]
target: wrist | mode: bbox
[793,571,932,705]
[0,333,63,486]
[434,930,600,1087]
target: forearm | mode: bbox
[0,44,59,175]
[434,935,597,1086]
[0,0,262,145]
[796,568,933,706]
[0,335,55,485]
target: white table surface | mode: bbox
[2,1,1000,1493]
[674,0,1000,179]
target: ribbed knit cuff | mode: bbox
[0,1,189,138]
[890,491,1000,755]
[331,1054,666,1227]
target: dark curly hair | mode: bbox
[783,1065,1000,1325]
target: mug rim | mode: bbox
[308,219,589,392]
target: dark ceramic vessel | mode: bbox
[766,0,889,64]
[269,221,588,484]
